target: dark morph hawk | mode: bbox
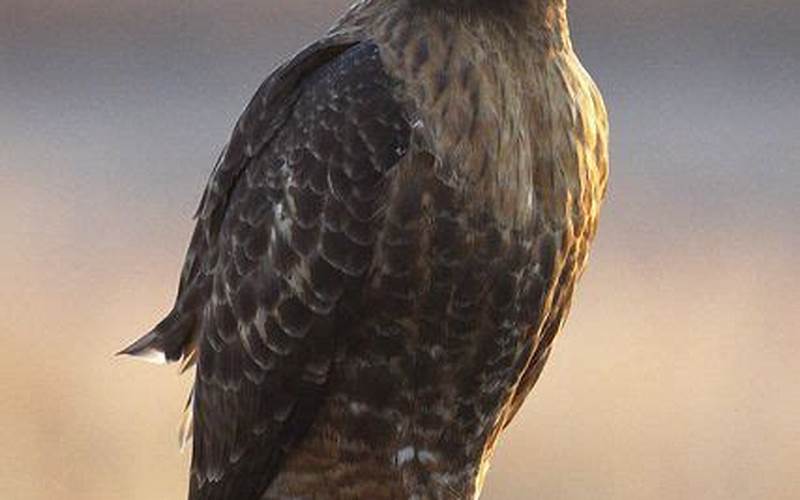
[121,0,608,498]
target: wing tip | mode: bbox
[116,330,168,365]
[118,308,198,364]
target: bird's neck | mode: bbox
[337,0,571,51]
[527,0,571,48]
[406,0,571,51]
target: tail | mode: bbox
[118,308,197,365]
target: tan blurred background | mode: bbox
[1,1,799,499]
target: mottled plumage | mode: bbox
[122,0,608,498]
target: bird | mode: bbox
[120,0,608,498]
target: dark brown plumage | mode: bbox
[121,0,608,498]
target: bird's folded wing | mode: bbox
[178,41,411,500]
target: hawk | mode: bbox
[121,0,608,498]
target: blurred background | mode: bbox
[1,0,798,498]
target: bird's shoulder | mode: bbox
[179,38,412,296]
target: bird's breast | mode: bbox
[288,157,555,497]
[367,15,608,234]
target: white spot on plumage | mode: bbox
[395,446,415,466]
[417,450,438,465]
[129,346,167,365]
[394,446,440,467]
[349,402,369,415]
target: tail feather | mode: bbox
[118,308,196,364]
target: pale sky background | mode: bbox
[1,1,799,499]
